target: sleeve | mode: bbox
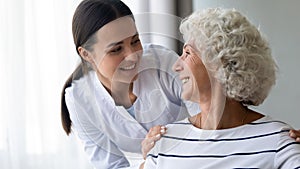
[274,126,300,168]
[65,86,144,169]
[119,163,143,169]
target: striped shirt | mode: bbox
[144,115,300,169]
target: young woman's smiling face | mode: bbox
[87,16,143,88]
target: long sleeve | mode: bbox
[65,78,146,168]
[143,156,157,169]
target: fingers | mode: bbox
[289,129,300,142]
[142,126,167,159]
[146,125,166,138]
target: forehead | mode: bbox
[96,16,137,45]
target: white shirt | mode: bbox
[144,115,300,169]
[65,44,200,169]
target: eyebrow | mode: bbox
[184,43,199,53]
[183,43,193,49]
[106,33,139,49]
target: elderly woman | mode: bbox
[142,8,300,168]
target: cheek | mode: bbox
[97,57,123,77]
[135,44,143,53]
[131,44,143,59]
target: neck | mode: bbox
[196,99,249,130]
[112,82,137,108]
[97,73,136,108]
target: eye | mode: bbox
[185,51,190,55]
[110,46,122,53]
[131,38,141,45]
[184,49,191,58]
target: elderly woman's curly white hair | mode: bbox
[180,8,278,106]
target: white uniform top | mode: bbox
[144,115,300,169]
[65,44,200,169]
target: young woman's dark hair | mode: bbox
[61,0,133,135]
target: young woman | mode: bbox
[143,8,300,168]
[61,0,198,168]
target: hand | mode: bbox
[141,125,166,159]
[289,129,300,142]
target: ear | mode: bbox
[78,47,93,63]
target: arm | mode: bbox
[66,95,130,168]
[67,72,148,152]
[65,84,146,168]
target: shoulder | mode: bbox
[65,70,95,100]
[246,115,295,148]
[142,43,179,59]
[64,71,99,118]
[141,43,180,79]
[163,118,194,140]
[241,115,292,140]
[150,118,192,152]
[143,43,177,54]
[249,115,292,131]
[166,118,192,130]
[64,71,105,130]
[142,43,179,66]
[262,116,300,168]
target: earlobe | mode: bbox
[78,47,93,63]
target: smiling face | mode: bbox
[172,44,211,103]
[80,16,143,89]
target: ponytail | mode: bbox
[61,74,73,135]
[61,63,85,135]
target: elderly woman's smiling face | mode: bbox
[172,44,211,103]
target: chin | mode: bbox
[118,74,139,84]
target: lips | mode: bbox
[120,63,136,70]
[181,77,190,84]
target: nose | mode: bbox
[172,55,183,72]
[124,46,139,62]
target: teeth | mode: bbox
[182,77,189,84]
[121,64,135,70]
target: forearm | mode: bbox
[81,134,130,169]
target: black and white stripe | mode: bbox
[144,116,300,169]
